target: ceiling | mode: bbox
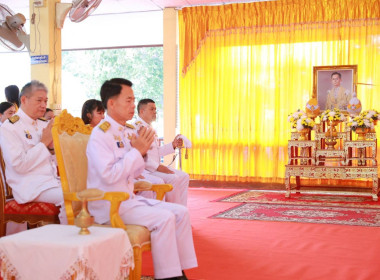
[1,0,268,17]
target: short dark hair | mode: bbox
[45,108,53,113]
[137,99,155,115]
[0,102,15,114]
[81,99,104,124]
[100,78,133,110]
[331,72,342,79]
[4,85,20,107]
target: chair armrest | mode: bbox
[150,184,173,201]
[63,190,129,229]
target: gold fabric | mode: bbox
[178,0,380,183]
[59,132,90,216]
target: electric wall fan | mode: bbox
[56,0,102,29]
[0,4,30,51]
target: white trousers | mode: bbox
[149,167,189,206]
[34,186,67,225]
[119,200,197,279]
[136,172,165,200]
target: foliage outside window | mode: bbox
[62,46,164,135]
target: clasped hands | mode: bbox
[131,126,155,156]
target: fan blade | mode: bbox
[0,25,23,49]
[69,0,102,23]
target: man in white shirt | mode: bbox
[0,80,66,224]
[134,99,189,206]
[86,78,197,280]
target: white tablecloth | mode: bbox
[0,224,134,280]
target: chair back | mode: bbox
[0,149,13,200]
[52,110,93,224]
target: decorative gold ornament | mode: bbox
[355,127,370,141]
[74,189,104,235]
[371,119,378,133]
[298,128,310,141]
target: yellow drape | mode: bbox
[178,0,380,183]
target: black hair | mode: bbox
[100,78,133,110]
[4,85,20,107]
[81,99,105,124]
[45,108,53,113]
[331,72,342,79]
[137,99,155,115]
[0,102,15,114]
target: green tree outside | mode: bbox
[62,46,164,112]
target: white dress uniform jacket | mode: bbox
[86,115,197,278]
[0,109,61,204]
[134,117,190,206]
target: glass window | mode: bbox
[62,46,164,136]
[0,51,30,102]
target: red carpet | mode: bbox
[211,190,380,226]
[217,190,380,208]
[142,188,380,280]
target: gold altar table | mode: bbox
[285,165,379,201]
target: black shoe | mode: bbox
[177,271,188,280]
[155,270,188,280]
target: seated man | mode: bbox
[0,80,66,224]
[134,99,189,206]
[86,78,197,280]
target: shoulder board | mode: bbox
[135,121,142,125]
[38,117,48,122]
[125,123,135,129]
[99,121,110,132]
[9,115,20,124]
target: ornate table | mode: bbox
[0,224,134,280]
[344,140,377,166]
[285,165,379,201]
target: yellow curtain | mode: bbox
[178,0,380,183]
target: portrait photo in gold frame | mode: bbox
[312,65,358,113]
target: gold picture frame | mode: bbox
[312,65,358,113]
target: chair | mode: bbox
[0,150,60,237]
[52,110,172,280]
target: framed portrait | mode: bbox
[312,65,358,113]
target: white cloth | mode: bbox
[0,224,133,280]
[134,117,189,206]
[86,115,197,278]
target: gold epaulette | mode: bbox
[99,121,110,132]
[125,123,135,129]
[38,117,48,122]
[9,115,20,124]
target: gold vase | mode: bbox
[74,200,94,235]
[324,120,340,150]
[298,128,310,141]
[370,119,377,133]
[355,127,370,141]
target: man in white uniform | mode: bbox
[134,99,189,206]
[0,80,66,224]
[86,78,197,280]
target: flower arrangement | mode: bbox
[320,108,346,122]
[360,109,379,121]
[295,115,315,131]
[346,115,374,132]
[288,109,306,129]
